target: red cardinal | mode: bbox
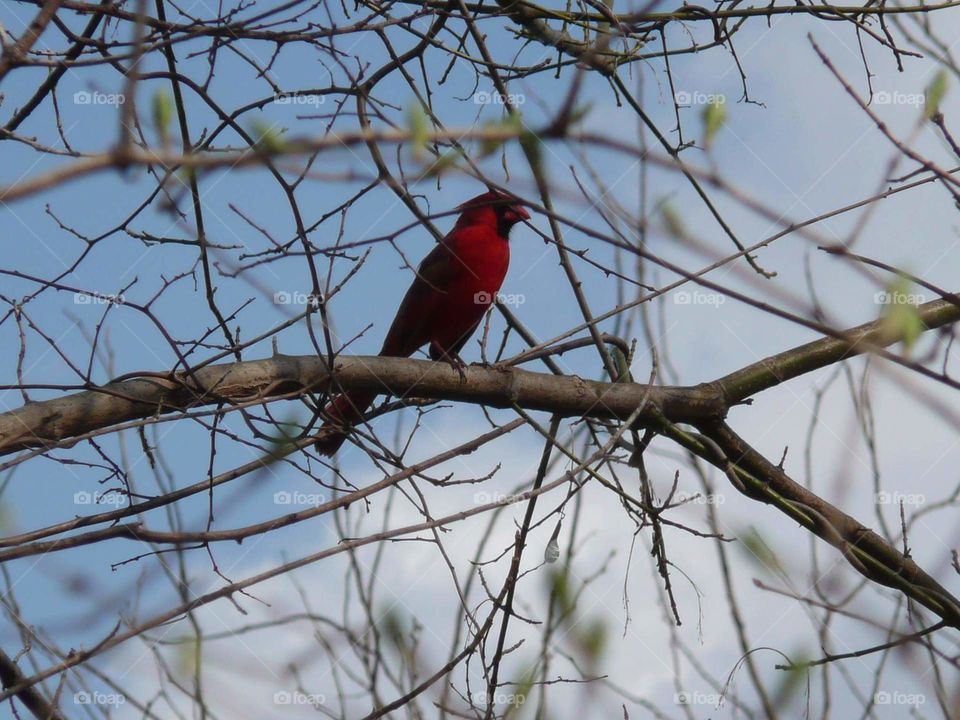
[315,190,530,455]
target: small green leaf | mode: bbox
[381,608,405,647]
[878,276,925,355]
[408,103,428,158]
[478,114,523,157]
[520,125,542,172]
[175,636,199,677]
[772,648,810,706]
[503,112,524,133]
[660,201,686,239]
[548,568,575,618]
[701,98,727,148]
[513,668,535,710]
[250,121,285,153]
[567,103,594,127]
[578,617,607,662]
[177,166,197,185]
[424,150,459,178]
[263,413,303,461]
[152,90,172,144]
[883,306,924,355]
[611,346,631,382]
[738,526,782,575]
[479,119,508,158]
[925,70,948,119]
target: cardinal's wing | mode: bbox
[379,239,456,357]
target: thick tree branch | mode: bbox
[2,295,957,457]
[718,296,960,402]
[0,648,65,720]
[0,355,725,456]
[701,422,960,628]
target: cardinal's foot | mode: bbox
[448,355,467,383]
[429,342,468,382]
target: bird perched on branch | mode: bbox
[315,190,530,455]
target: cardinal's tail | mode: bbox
[314,389,378,456]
